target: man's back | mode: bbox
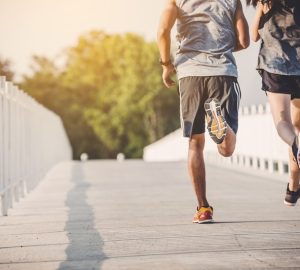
[175,0,238,79]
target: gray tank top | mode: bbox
[257,2,300,75]
[175,0,238,79]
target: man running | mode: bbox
[157,0,249,223]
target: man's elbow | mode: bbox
[237,35,250,50]
[241,38,250,49]
[234,39,249,52]
[235,19,250,49]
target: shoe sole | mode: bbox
[193,219,214,224]
[204,99,227,144]
[284,200,297,206]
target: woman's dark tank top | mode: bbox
[257,0,300,75]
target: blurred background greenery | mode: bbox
[0,31,180,159]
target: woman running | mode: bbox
[247,0,300,205]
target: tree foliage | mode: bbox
[21,31,179,159]
[0,57,14,81]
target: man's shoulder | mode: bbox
[167,0,177,5]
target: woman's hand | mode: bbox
[258,0,271,14]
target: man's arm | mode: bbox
[234,0,250,51]
[157,0,177,88]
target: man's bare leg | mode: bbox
[218,127,236,157]
[204,98,237,157]
[188,134,209,207]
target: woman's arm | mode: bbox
[252,2,263,41]
[251,1,270,42]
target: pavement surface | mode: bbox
[0,160,299,270]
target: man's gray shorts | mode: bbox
[179,76,241,137]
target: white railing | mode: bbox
[143,103,289,174]
[0,77,72,215]
[205,103,289,174]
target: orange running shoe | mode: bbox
[193,206,214,224]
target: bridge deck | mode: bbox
[0,161,299,270]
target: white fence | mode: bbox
[0,77,72,215]
[143,103,289,174]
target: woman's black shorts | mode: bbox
[261,70,300,99]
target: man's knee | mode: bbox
[217,128,236,157]
[189,134,205,151]
[218,144,235,157]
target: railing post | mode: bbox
[1,79,9,215]
[19,90,26,199]
[0,76,7,215]
[13,86,20,203]
[6,81,14,210]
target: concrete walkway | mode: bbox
[0,161,299,270]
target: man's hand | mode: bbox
[162,64,176,88]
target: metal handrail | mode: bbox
[0,76,72,215]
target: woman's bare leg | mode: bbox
[289,98,300,191]
[267,92,296,146]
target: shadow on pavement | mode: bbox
[58,162,106,269]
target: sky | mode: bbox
[0,0,266,105]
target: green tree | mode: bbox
[22,31,180,159]
[21,55,109,159]
[0,57,14,81]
